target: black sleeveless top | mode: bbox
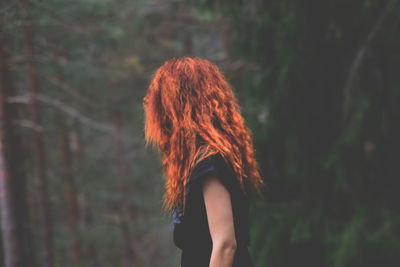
[172,153,254,267]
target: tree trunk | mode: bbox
[60,126,82,261]
[52,46,83,262]
[80,193,101,267]
[20,1,54,266]
[111,111,145,267]
[67,120,100,267]
[0,22,37,267]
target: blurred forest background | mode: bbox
[1,0,400,267]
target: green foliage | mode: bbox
[188,0,400,266]
[2,0,219,266]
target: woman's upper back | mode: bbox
[173,152,251,250]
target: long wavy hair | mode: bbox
[143,57,263,213]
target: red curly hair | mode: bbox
[143,57,263,213]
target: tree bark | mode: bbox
[66,119,99,267]
[20,1,54,266]
[52,46,83,262]
[60,126,82,261]
[80,193,101,267]
[0,22,37,267]
[111,111,145,267]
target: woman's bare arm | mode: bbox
[202,174,237,267]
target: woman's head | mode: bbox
[143,57,263,212]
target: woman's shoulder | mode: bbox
[187,152,238,194]
[189,152,224,180]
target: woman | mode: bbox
[143,57,263,267]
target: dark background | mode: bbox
[1,0,399,266]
